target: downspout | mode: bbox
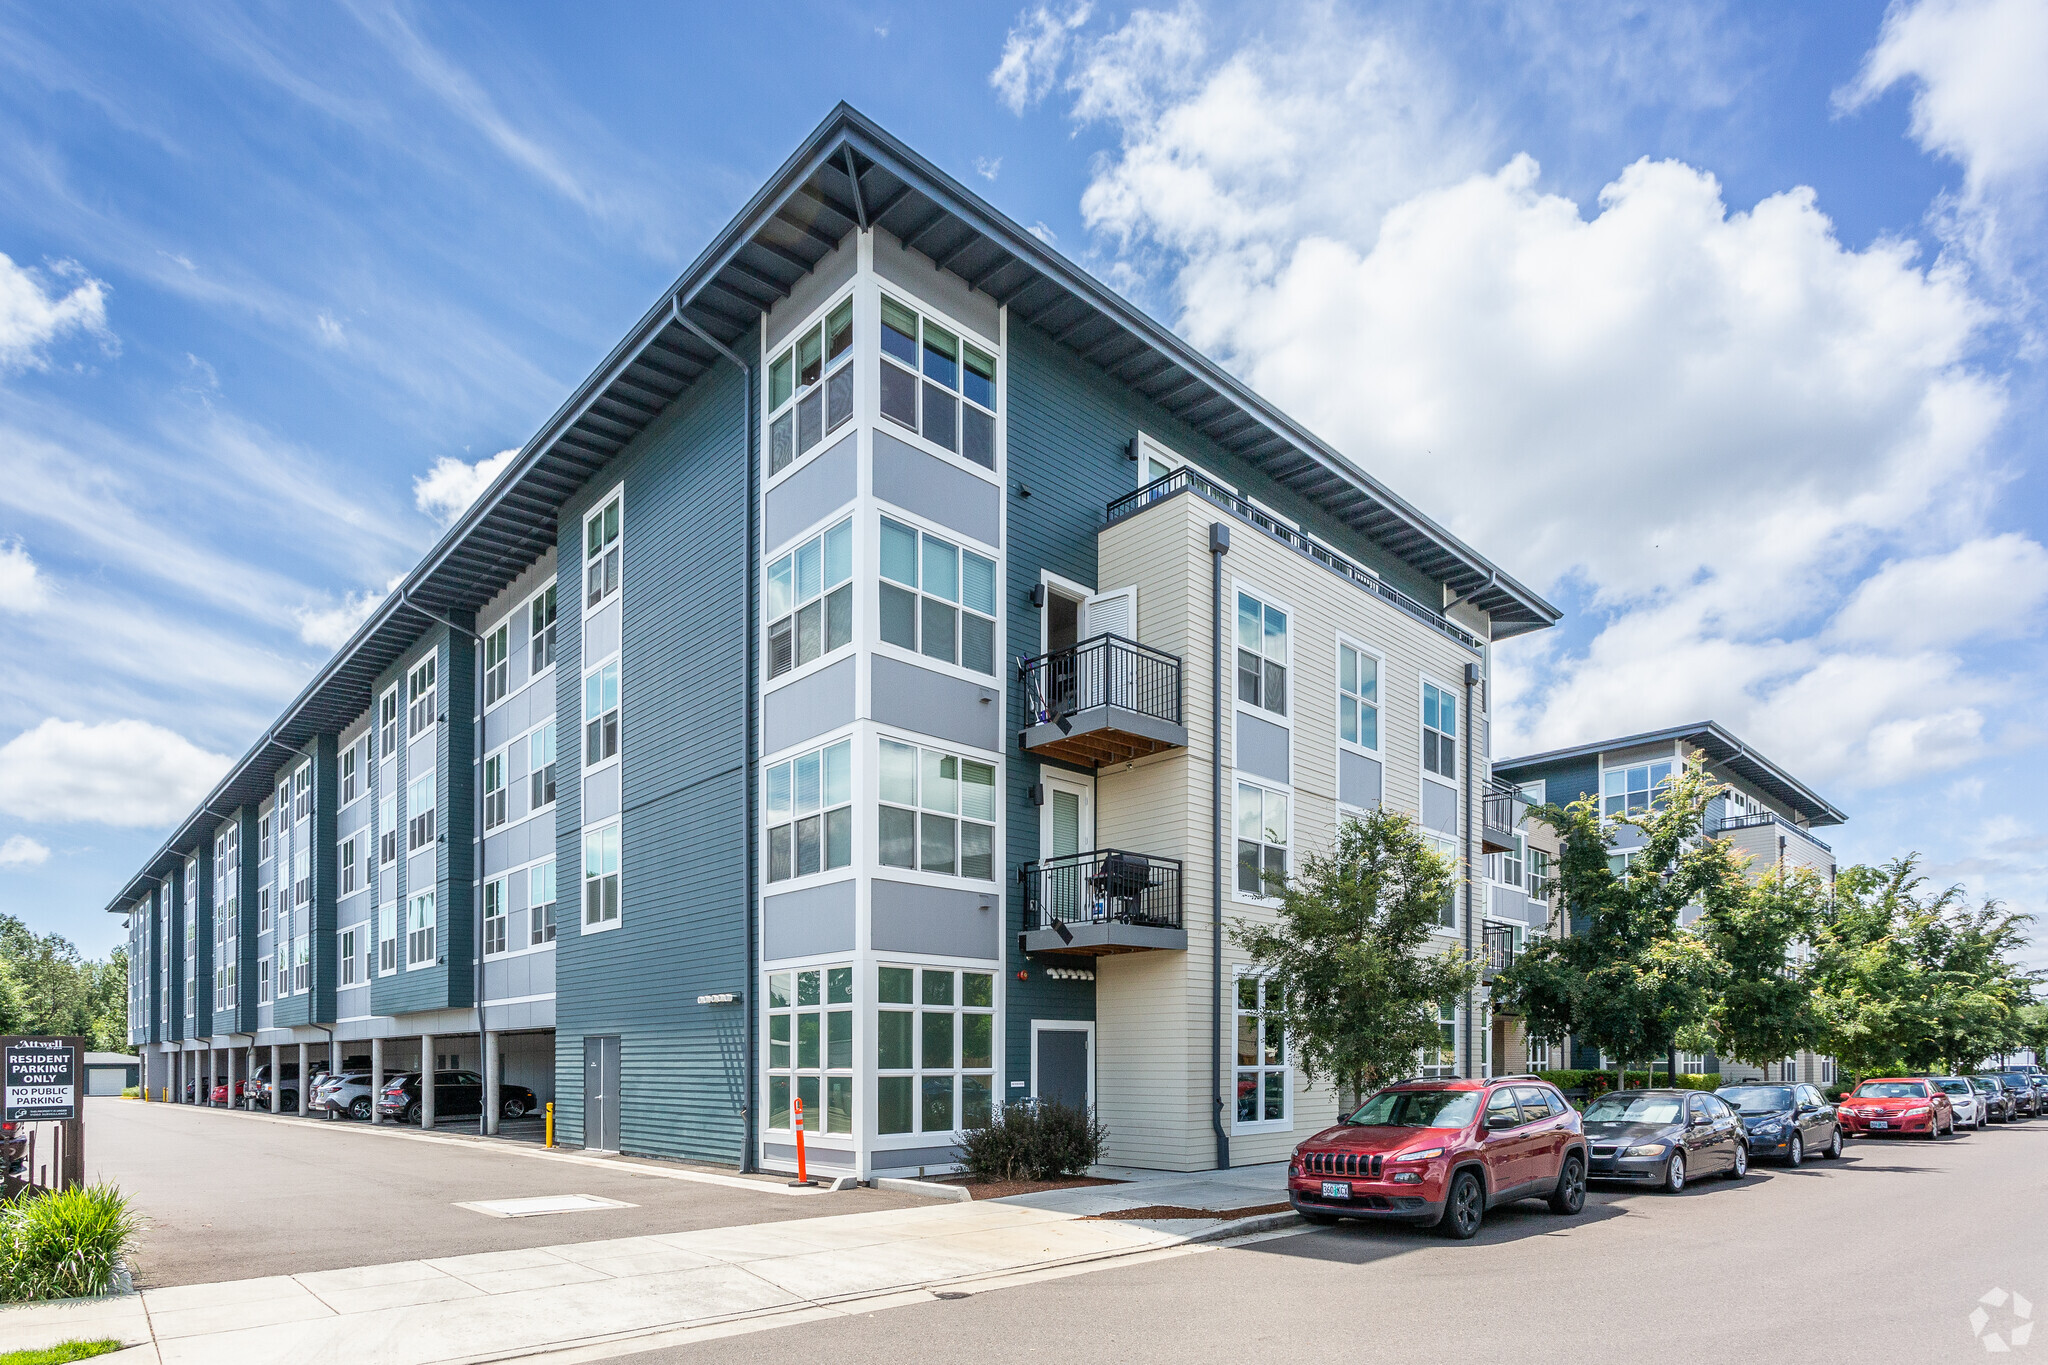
[1209,522,1231,1170]
[1463,661,1478,1078]
[674,302,759,1174]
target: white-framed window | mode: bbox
[878,517,996,675]
[878,738,996,880]
[482,878,508,956]
[1236,589,1288,717]
[767,516,853,679]
[1527,845,1553,903]
[259,808,272,862]
[1486,832,1525,888]
[378,902,398,974]
[339,927,359,986]
[583,661,620,765]
[406,891,436,968]
[876,965,995,1137]
[765,965,855,1135]
[1234,973,1290,1130]
[340,743,359,805]
[769,294,854,478]
[407,774,436,852]
[1338,639,1380,752]
[292,935,310,993]
[530,721,557,809]
[379,686,400,758]
[339,836,358,897]
[878,294,997,470]
[484,622,510,705]
[1516,779,1546,806]
[1423,680,1458,781]
[1821,1056,1835,1084]
[582,823,620,929]
[530,859,557,945]
[1419,1000,1458,1078]
[293,763,311,822]
[585,492,621,609]
[379,794,398,865]
[408,656,438,738]
[766,738,852,883]
[1427,834,1459,931]
[292,848,310,908]
[258,956,272,1004]
[1528,1034,1551,1071]
[1234,780,1289,900]
[1603,758,1677,818]
[258,886,271,934]
[482,751,507,830]
[530,583,558,674]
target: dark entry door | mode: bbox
[583,1036,621,1151]
[1035,1028,1090,1109]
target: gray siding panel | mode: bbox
[764,429,856,551]
[763,881,857,961]
[1422,778,1458,835]
[764,655,856,755]
[582,768,620,823]
[1235,712,1291,785]
[1339,750,1383,809]
[870,656,1002,753]
[871,429,1000,548]
[871,880,1001,960]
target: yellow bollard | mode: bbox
[545,1101,555,1148]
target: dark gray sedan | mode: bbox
[1716,1082,1842,1163]
[1584,1089,1750,1192]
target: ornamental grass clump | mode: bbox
[0,1184,138,1303]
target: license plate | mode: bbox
[1320,1181,1351,1200]
[1870,1120,1888,1129]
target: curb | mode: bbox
[873,1176,973,1202]
[1181,1209,1304,1243]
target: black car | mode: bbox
[1716,1082,1841,1164]
[1985,1073,2039,1118]
[1971,1075,2016,1123]
[1584,1089,1750,1192]
[376,1070,539,1125]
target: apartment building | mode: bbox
[1492,721,1847,1086]
[111,104,1558,1177]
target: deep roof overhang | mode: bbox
[106,101,1560,913]
[1493,721,1847,828]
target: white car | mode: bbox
[1932,1076,1985,1129]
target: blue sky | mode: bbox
[2,0,2046,963]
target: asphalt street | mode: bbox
[85,1097,921,1287]
[629,1120,2048,1364]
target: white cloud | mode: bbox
[991,2,1093,115]
[413,447,516,524]
[0,540,47,611]
[295,586,385,650]
[974,156,1003,182]
[1830,532,2048,649]
[0,834,49,868]
[1030,8,2021,791]
[0,718,230,827]
[0,251,111,370]
[315,310,345,345]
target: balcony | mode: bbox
[1712,810,1833,854]
[1482,923,1518,980]
[1019,849,1186,956]
[1017,634,1186,769]
[1481,779,1524,856]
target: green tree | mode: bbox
[1231,808,1480,1104]
[1490,761,1723,1085]
[0,913,124,1044]
[1694,864,1828,1071]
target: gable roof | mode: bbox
[1493,721,1847,828]
[106,101,1558,912]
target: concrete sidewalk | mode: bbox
[997,1161,1295,1231]
[3,1196,1259,1364]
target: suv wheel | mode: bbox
[405,1101,423,1126]
[1787,1134,1803,1167]
[1439,1170,1484,1239]
[1548,1153,1586,1215]
[1662,1151,1687,1193]
[347,1097,371,1121]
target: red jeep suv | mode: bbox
[1288,1076,1588,1239]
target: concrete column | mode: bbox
[483,1031,500,1136]
[419,1034,435,1128]
[371,1037,386,1124]
[295,1042,309,1116]
[204,1047,214,1104]
[267,1044,279,1111]
[226,1046,237,1110]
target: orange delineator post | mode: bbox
[793,1097,810,1185]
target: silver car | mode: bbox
[1932,1076,1984,1129]
[308,1070,379,1121]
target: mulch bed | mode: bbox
[936,1175,1126,1200]
[1088,1201,1293,1221]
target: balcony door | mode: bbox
[1040,775,1094,926]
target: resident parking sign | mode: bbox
[3,1038,78,1120]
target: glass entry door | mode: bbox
[1040,777,1093,926]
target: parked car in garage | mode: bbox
[1584,1089,1749,1191]
[376,1071,539,1126]
[308,1071,379,1121]
[1931,1077,1986,1129]
[209,1079,254,1106]
[1836,1078,1953,1137]
[1287,1076,1588,1240]
[250,1062,300,1113]
[1971,1075,2017,1123]
[1715,1082,1841,1164]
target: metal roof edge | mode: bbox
[1493,720,1848,828]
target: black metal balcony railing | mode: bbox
[1105,467,1484,653]
[1021,849,1184,932]
[1483,923,1518,977]
[1712,810,1833,854]
[1019,634,1183,730]
[1481,779,1524,854]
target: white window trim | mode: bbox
[338,736,367,811]
[1334,633,1384,763]
[525,578,561,681]
[764,283,861,491]
[870,285,1005,488]
[1230,968,1292,1135]
[581,820,623,935]
[407,655,439,741]
[482,877,509,957]
[378,684,402,762]
[406,891,438,970]
[583,485,624,612]
[482,745,510,832]
[1418,1001,1460,1079]
[872,728,1003,890]
[869,962,1002,1144]
[1420,673,1462,848]
[1231,578,1295,733]
[763,731,858,890]
[871,508,1003,689]
[1231,774,1293,907]
[764,512,858,690]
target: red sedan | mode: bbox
[1836,1078,1954,1139]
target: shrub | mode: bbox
[0,1185,138,1303]
[958,1101,1106,1182]
[118,1088,138,1100]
